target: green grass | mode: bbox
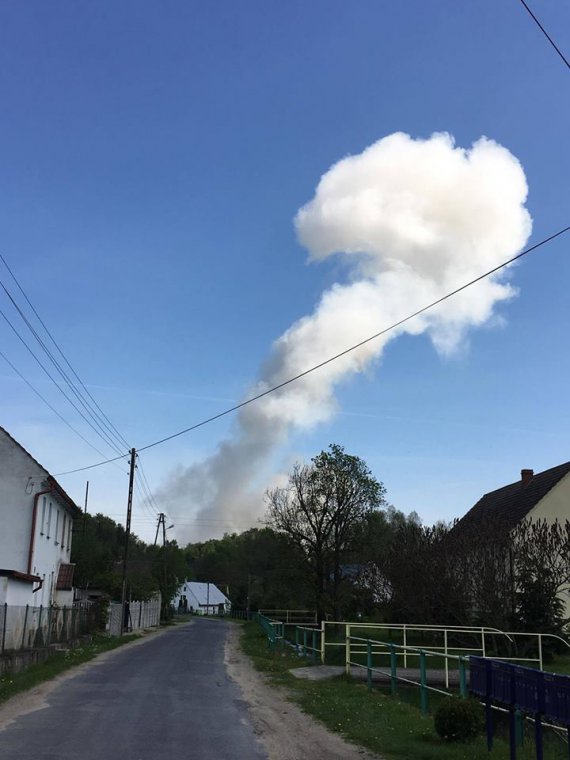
[240,623,569,759]
[0,634,138,705]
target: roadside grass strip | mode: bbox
[0,634,138,704]
[240,622,569,759]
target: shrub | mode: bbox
[434,696,484,742]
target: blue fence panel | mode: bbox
[544,673,570,726]
[470,656,489,698]
[513,665,544,715]
[490,661,514,705]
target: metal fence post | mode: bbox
[1,603,7,654]
[21,604,29,650]
[47,605,53,646]
[459,656,467,698]
[36,605,43,647]
[419,649,428,715]
[390,643,397,696]
[403,625,407,668]
[444,629,449,689]
[538,635,543,672]
[321,619,325,663]
[367,640,372,692]
[345,625,351,676]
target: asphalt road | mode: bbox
[0,619,268,760]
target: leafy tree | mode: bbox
[185,527,311,612]
[72,513,190,615]
[265,444,386,620]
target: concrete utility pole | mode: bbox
[120,448,137,635]
[154,513,168,546]
[82,480,89,536]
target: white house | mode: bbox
[173,581,231,615]
[0,427,81,607]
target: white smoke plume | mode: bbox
[157,132,531,542]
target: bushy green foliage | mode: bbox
[71,513,190,615]
[434,696,484,742]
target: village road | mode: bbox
[0,619,268,760]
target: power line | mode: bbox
[133,477,161,521]
[0,254,132,451]
[518,0,570,71]
[0,279,126,455]
[0,347,113,458]
[55,224,570,477]
[137,455,162,515]
[0,305,127,456]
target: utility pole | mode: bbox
[82,480,89,536]
[154,513,166,546]
[120,448,136,635]
[246,574,252,620]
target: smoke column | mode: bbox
[157,132,532,541]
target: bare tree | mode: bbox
[513,519,570,633]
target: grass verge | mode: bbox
[239,622,568,759]
[0,634,138,705]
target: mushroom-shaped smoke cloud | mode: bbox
[157,132,531,542]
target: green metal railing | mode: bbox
[348,635,469,715]
[257,613,285,650]
[295,625,320,662]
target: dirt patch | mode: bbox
[224,625,380,760]
[0,623,182,734]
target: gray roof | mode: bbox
[178,581,230,607]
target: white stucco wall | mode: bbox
[0,429,78,606]
[526,472,570,620]
[0,431,46,573]
[527,472,570,524]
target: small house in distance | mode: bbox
[0,426,82,607]
[173,581,231,615]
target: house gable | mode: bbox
[0,427,81,606]
[455,461,570,533]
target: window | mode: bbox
[54,509,60,545]
[61,514,67,549]
[47,501,53,538]
[40,496,46,535]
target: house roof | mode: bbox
[178,581,230,607]
[0,569,41,583]
[456,461,570,532]
[0,426,81,515]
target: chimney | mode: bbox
[521,469,534,486]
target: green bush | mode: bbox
[434,696,484,742]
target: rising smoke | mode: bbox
[157,132,532,542]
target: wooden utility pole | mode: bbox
[120,448,136,635]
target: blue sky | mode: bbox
[0,1,568,543]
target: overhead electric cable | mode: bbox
[55,224,570,477]
[134,477,161,521]
[518,0,570,70]
[0,347,114,459]
[0,254,132,451]
[0,278,127,454]
[137,455,162,514]
[0,305,126,456]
